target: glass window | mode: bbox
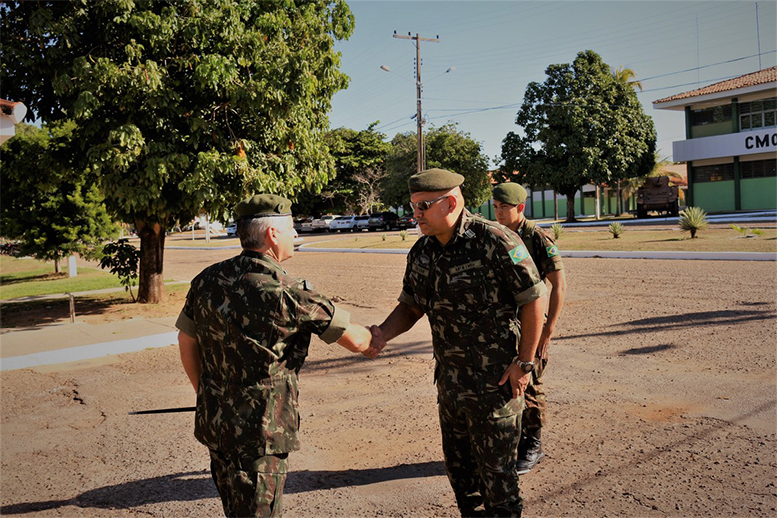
[692,163,735,183]
[741,159,777,179]
[739,97,777,131]
[691,105,732,126]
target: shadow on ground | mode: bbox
[0,461,445,514]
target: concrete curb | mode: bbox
[0,331,178,371]
[298,244,776,261]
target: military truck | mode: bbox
[636,176,679,218]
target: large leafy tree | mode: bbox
[1,0,354,302]
[383,123,491,210]
[294,123,390,215]
[500,50,656,222]
[1,123,118,271]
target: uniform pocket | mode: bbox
[235,376,300,455]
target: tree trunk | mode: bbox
[565,188,578,223]
[136,220,166,304]
[553,191,559,221]
[54,256,61,273]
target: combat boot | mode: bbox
[516,428,544,475]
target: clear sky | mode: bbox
[328,0,777,167]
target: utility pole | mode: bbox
[393,31,439,173]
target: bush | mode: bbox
[400,230,408,241]
[729,223,762,238]
[608,222,624,239]
[551,223,564,240]
[99,239,140,301]
[679,206,708,239]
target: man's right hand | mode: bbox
[363,325,387,359]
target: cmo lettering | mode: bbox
[745,132,777,150]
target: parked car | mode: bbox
[300,218,317,232]
[314,214,341,232]
[329,215,357,232]
[294,217,311,232]
[354,215,371,231]
[396,215,417,229]
[226,223,237,236]
[367,211,399,231]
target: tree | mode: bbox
[1,122,118,271]
[612,66,643,91]
[1,0,354,302]
[500,50,656,222]
[384,124,491,210]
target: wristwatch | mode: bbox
[514,358,535,374]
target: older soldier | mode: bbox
[372,169,547,517]
[493,183,567,475]
[177,194,380,518]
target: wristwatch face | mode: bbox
[520,361,534,373]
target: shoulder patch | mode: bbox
[508,244,530,264]
[303,279,314,291]
[546,245,559,258]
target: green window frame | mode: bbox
[740,98,777,131]
[692,163,735,183]
[741,159,777,179]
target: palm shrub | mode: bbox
[551,223,564,240]
[679,206,708,239]
[608,222,624,239]
[729,223,762,238]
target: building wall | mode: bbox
[693,180,736,212]
[741,177,777,209]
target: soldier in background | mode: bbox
[493,183,567,475]
[372,169,547,517]
[177,194,381,518]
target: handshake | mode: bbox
[339,324,387,360]
[360,325,387,359]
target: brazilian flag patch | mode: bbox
[508,244,530,264]
[546,245,559,257]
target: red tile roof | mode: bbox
[653,66,777,104]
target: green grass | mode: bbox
[303,227,777,253]
[0,257,125,300]
[305,234,421,249]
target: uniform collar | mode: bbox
[241,249,287,275]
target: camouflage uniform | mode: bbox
[399,210,547,517]
[176,250,349,517]
[515,219,563,432]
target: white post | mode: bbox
[595,185,601,220]
[205,214,211,243]
[67,255,78,278]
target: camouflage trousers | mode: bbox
[209,449,289,517]
[438,387,524,517]
[522,356,548,431]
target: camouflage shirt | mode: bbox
[399,210,548,402]
[176,250,350,459]
[516,218,564,280]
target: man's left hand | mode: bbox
[499,362,531,399]
[536,328,552,360]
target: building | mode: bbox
[653,67,777,213]
[0,99,27,144]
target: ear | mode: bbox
[265,225,279,246]
[518,203,526,213]
[447,195,459,214]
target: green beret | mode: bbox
[408,168,464,193]
[493,183,527,205]
[235,194,293,219]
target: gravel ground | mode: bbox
[1,249,776,517]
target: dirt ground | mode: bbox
[1,247,776,517]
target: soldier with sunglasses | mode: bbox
[372,168,547,517]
